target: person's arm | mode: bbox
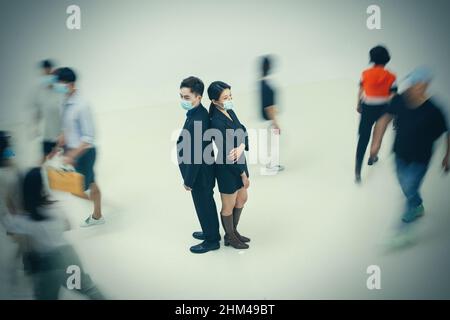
[442,133,450,173]
[370,113,394,158]
[64,105,95,164]
[64,142,91,164]
[182,118,207,190]
[356,87,363,113]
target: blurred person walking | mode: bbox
[2,167,105,300]
[370,67,449,223]
[49,67,105,227]
[31,60,63,160]
[355,46,397,183]
[259,55,284,174]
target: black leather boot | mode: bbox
[232,207,250,243]
[221,214,249,249]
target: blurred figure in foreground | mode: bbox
[2,167,105,300]
[259,55,284,174]
[371,67,449,224]
[0,131,30,278]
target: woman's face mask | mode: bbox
[223,100,234,110]
[216,99,234,111]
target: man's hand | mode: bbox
[357,104,362,114]
[183,184,192,191]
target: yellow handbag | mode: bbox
[47,168,85,197]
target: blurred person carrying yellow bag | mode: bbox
[44,150,85,197]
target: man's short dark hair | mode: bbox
[40,59,54,69]
[369,45,391,65]
[180,76,204,96]
[55,67,77,83]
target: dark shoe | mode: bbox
[192,231,205,240]
[221,215,249,249]
[224,236,249,249]
[368,156,379,166]
[235,231,250,243]
[224,232,250,244]
[192,231,221,241]
[355,161,362,184]
[190,241,220,254]
[232,207,251,243]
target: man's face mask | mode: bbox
[42,74,56,86]
[180,100,194,111]
[53,82,69,94]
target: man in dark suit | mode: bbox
[177,76,221,254]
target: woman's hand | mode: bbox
[357,104,362,114]
[228,143,245,162]
[184,184,192,191]
[241,172,250,189]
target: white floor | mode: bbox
[1,80,450,299]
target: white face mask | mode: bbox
[223,100,234,110]
[53,82,69,94]
[180,100,194,111]
[41,74,56,86]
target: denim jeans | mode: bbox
[395,156,428,211]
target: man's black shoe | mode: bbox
[190,241,220,254]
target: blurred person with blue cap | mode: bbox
[370,66,450,224]
[0,131,32,278]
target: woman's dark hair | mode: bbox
[207,81,231,116]
[261,56,272,77]
[369,45,391,66]
[0,131,11,167]
[180,76,204,96]
[23,167,54,221]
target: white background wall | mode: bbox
[1,0,450,124]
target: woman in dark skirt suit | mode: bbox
[207,81,250,250]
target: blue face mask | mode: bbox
[223,100,234,110]
[2,147,15,159]
[180,100,194,111]
[42,75,56,86]
[53,82,69,94]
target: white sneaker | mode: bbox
[80,215,105,228]
[261,165,285,175]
